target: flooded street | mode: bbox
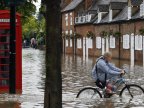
[0,48,144,108]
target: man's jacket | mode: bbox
[92,56,122,82]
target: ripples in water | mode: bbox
[0,49,144,108]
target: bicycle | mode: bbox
[76,73,144,99]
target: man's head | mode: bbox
[103,52,112,62]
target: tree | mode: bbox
[44,0,62,108]
[0,0,37,24]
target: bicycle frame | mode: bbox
[109,75,134,98]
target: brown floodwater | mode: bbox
[0,48,143,108]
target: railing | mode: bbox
[75,15,92,24]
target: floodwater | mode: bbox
[0,48,144,108]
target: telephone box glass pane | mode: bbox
[0,29,10,87]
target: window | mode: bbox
[65,30,69,47]
[123,34,130,49]
[65,30,68,35]
[65,14,68,26]
[70,12,73,25]
[0,29,10,86]
[77,39,82,48]
[96,37,101,49]
[70,30,72,35]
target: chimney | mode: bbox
[98,12,102,23]
[140,1,144,16]
[128,6,132,20]
[109,9,112,22]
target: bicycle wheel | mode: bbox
[119,84,144,99]
[76,87,102,99]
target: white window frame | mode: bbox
[65,30,68,35]
[70,30,72,35]
[123,34,130,49]
[135,35,142,50]
[109,36,115,48]
[77,39,82,48]
[70,12,73,25]
[96,37,102,49]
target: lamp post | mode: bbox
[9,0,16,94]
[4,0,26,94]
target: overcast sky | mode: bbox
[33,0,41,12]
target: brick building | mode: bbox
[62,0,144,62]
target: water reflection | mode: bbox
[62,55,144,108]
[0,48,45,108]
[0,101,20,108]
[0,49,143,108]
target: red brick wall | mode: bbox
[75,24,94,56]
[62,11,75,54]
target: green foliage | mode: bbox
[113,31,121,38]
[0,0,37,24]
[108,30,114,36]
[22,15,46,41]
[75,33,82,39]
[86,31,95,39]
[100,31,108,38]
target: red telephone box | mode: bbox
[0,10,22,93]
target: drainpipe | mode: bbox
[119,23,121,60]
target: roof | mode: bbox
[62,0,83,12]
[111,0,127,2]
[110,2,127,10]
[112,6,128,22]
[131,0,143,6]
[97,0,111,5]
[100,13,109,23]
[89,0,111,11]
[132,10,140,19]
[98,5,109,12]
[88,1,98,11]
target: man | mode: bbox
[92,52,125,97]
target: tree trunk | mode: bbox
[44,0,62,108]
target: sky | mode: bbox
[33,0,41,13]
